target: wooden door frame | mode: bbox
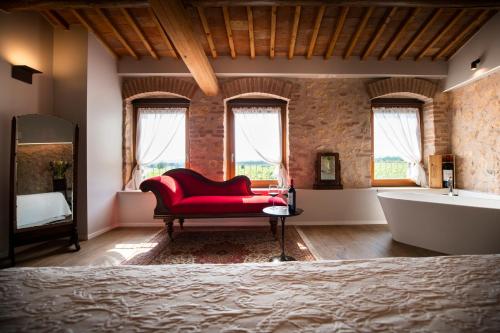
[226,98,287,188]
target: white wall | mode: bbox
[86,33,122,238]
[445,12,500,91]
[0,12,54,257]
[53,27,89,238]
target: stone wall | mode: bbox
[122,76,449,189]
[449,72,500,194]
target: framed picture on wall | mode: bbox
[314,152,343,189]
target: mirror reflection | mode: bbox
[16,115,75,230]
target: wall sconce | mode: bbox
[470,58,480,71]
[11,65,42,84]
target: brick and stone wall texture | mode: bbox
[122,76,451,189]
[448,72,500,194]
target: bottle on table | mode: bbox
[288,178,296,214]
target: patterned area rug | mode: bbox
[123,226,316,265]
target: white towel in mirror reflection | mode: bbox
[17,192,71,229]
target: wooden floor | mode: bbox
[9,225,440,267]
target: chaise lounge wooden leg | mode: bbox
[269,217,278,239]
[164,217,175,240]
[179,218,184,230]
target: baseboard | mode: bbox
[88,225,118,239]
[117,220,387,228]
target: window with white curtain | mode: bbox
[126,99,188,190]
[227,99,288,187]
[371,99,426,187]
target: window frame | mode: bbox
[132,98,190,171]
[370,98,424,187]
[226,98,287,188]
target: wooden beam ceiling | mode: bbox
[247,6,256,59]
[187,1,500,8]
[397,8,443,60]
[40,9,69,29]
[71,9,118,59]
[415,9,466,60]
[325,6,348,59]
[379,8,419,60]
[306,5,325,59]
[95,8,138,59]
[150,0,219,96]
[148,7,177,58]
[288,5,301,59]
[121,8,158,60]
[433,10,490,60]
[197,6,217,58]
[344,6,374,59]
[361,7,397,60]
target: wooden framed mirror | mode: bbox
[313,152,343,190]
[9,114,80,266]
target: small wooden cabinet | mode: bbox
[428,154,455,188]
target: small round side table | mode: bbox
[263,206,304,262]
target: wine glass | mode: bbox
[269,185,279,207]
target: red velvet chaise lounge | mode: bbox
[140,168,286,239]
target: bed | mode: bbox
[17,192,72,229]
[0,255,499,332]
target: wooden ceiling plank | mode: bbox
[71,9,118,59]
[247,6,255,59]
[41,9,69,29]
[325,6,348,59]
[288,5,301,59]
[270,5,277,59]
[95,8,138,59]
[415,9,466,60]
[222,6,236,59]
[197,6,217,58]
[397,8,442,60]
[187,1,500,8]
[148,7,177,58]
[121,8,159,60]
[344,6,374,60]
[361,7,397,60]
[150,0,219,96]
[379,7,419,60]
[437,10,490,60]
[307,5,325,59]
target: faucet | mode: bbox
[447,177,457,196]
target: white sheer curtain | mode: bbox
[126,107,186,190]
[373,107,427,187]
[233,106,289,186]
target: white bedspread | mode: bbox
[17,192,71,229]
[1,255,499,332]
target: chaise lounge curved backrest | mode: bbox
[140,168,285,239]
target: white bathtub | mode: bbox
[377,190,500,254]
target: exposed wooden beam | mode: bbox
[361,7,397,60]
[247,6,255,59]
[270,5,277,59]
[434,10,490,60]
[344,6,374,59]
[379,7,419,60]
[148,7,177,58]
[188,1,500,8]
[121,8,158,60]
[1,1,149,11]
[150,0,219,96]
[71,9,118,59]
[222,6,236,59]
[415,9,466,60]
[196,6,217,58]
[307,5,325,59]
[325,6,348,59]
[95,8,138,59]
[288,5,301,59]
[40,9,69,29]
[397,8,442,60]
